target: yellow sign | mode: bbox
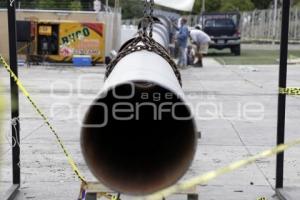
[55,22,105,62]
[39,25,52,36]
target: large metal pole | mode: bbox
[276,0,290,189]
[7,0,20,186]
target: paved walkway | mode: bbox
[1,59,300,199]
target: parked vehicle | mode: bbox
[201,12,241,56]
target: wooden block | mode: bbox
[85,193,97,200]
[187,194,199,200]
[83,182,114,193]
[177,185,198,194]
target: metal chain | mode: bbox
[142,0,154,38]
[149,0,154,38]
[142,0,148,36]
[105,33,182,86]
[105,0,181,86]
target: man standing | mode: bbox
[190,25,211,67]
[176,17,189,68]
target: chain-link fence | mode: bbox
[241,8,300,42]
[123,8,300,43]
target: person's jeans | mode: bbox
[178,46,187,67]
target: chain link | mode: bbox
[149,0,154,38]
[105,0,181,86]
[105,32,182,86]
[141,0,155,38]
[142,0,148,36]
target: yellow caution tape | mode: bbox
[257,197,267,200]
[279,87,300,95]
[0,55,87,183]
[17,43,30,54]
[142,139,300,200]
[2,53,300,199]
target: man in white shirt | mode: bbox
[190,25,211,67]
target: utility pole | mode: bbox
[273,0,278,44]
[201,0,205,13]
[114,0,119,8]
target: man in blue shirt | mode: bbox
[176,17,189,68]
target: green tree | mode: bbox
[193,0,201,13]
[69,0,82,10]
[251,0,272,9]
[35,0,57,9]
[293,0,300,7]
[220,0,255,12]
[34,0,83,10]
[193,0,222,13]
[119,0,143,19]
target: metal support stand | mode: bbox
[78,182,198,200]
[275,0,300,199]
[275,0,290,189]
[4,0,21,199]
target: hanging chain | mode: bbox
[142,0,148,36]
[149,0,154,38]
[105,0,182,86]
[142,0,154,38]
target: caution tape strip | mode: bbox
[0,55,87,183]
[279,87,300,95]
[2,53,300,199]
[17,43,30,54]
[141,139,300,200]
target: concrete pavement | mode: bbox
[1,58,300,199]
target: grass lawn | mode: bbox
[209,49,300,65]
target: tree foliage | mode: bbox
[0,0,85,10]
[193,0,269,13]
[69,0,82,10]
[294,0,300,7]
[193,0,222,13]
[220,0,255,12]
[251,0,272,9]
[35,0,57,9]
[3,0,299,19]
[119,0,143,19]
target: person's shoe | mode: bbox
[194,62,203,68]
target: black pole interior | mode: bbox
[276,0,290,189]
[7,0,21,185]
